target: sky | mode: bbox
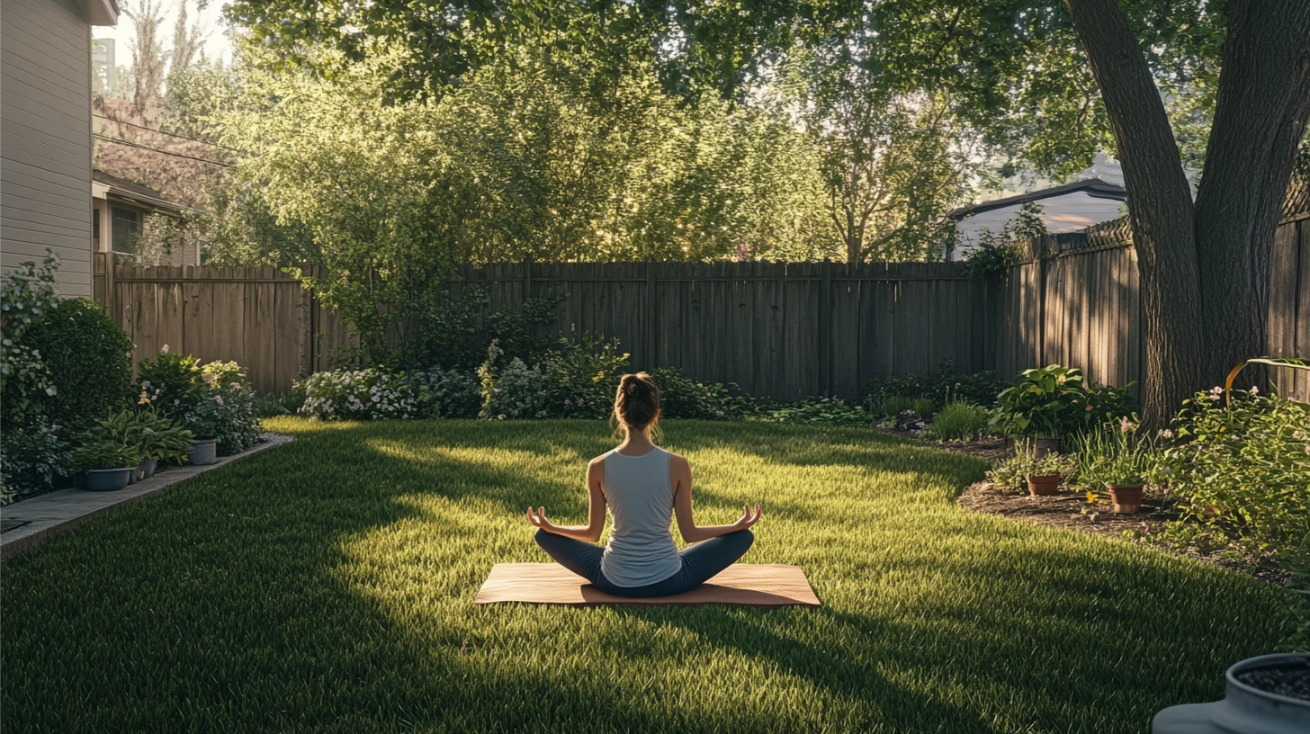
[93,0,235,68]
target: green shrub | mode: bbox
[21,298,134,431]
[407,367,480,418]
[200,360,246,388]
[931,402,990,441]
[864,359,1009,413]
[911,398,936,419]
[137,348,206,418]
[299,368,421,421]
[0,422,74,504]
[80,409,193,464]
[476,336,629,420]
[992,365,1136,440]
[0,251,62,428]
[1160,389,1310,562]
[883,396,914,417]
[403,287,565,371]
[765,396,872,424]
[649,367,758,420]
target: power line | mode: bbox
[94,134,235,168]
[93,114,246,154]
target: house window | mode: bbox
[111,207,142,258]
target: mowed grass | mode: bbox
[0,420,1290,733]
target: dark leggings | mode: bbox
[534,528,754,598]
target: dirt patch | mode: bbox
[957,481,1288,585]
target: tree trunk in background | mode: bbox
[1193,0,1310,390]
[1065,0,1206,429]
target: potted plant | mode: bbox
[1152,653,1309,732]
[992,365,1089,455]
[184,396,223,466]
[1075,423,1157,514]
[135,411,194,476]
[74,441,139,492]
[1027,452,1076,497]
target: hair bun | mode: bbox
[626,382,639,396]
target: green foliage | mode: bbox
[993,365,1136,440]
[73,441,139,472]
[298,369,424,421]
[864,360,1008,415]
[930,402,991,441]
[0,251,62,427]
[1160,389,1310,563]
[80,409,195,465]
[1073,424,1159,489]
[911,398,936,419]
[766,396,873,424]
[200,361,247,389]
[403,287,564,372]
[407,367,481,419]
[882,396,915,418]
[649,367,759,420]
[138,348,206,418]
[959,201,1045,276]
[476,336,630,420]
[22,298,135,431]
[987,442,1075,491]
[208,385,264,456]
[253,388,308,419]
[0,422,74,505]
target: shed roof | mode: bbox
[93,170,202,215]
[950,178,1127,219]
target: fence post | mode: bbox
[646,261,656,371]
[819,263,832,395]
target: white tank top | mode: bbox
[599,447,683,587]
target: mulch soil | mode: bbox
[883,429,1289,585]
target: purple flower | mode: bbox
[564,398,572,407]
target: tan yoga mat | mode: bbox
[476,563,821,607]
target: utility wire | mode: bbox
[93,114,247,155]
[94,134,235,168]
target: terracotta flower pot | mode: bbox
[1108,483,1144,514]
[1028,474,1062,496]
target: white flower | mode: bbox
[45,386,57,396]
[1249,385,1259,396]
[1159,429,1173,439]
[161,344,170,354]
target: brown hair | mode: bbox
[612,372,661,433]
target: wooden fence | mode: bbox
[93,256,354,394]
[997,213,1310,401]
[94,257,999,399]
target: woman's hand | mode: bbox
[526,506,557,533]
[734,503,762,531]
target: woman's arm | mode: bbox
[671,454,761,543]
[526,458,607,542]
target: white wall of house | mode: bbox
[1,0,117,297]
[949,191,1126,262]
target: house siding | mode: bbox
[1,0,93,297]
[949,192,1127,262]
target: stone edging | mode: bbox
[0,434,294,562]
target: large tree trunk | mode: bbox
[1193,0,1310,389]
[1065,0,1206,428]
[1065,0,1310,428]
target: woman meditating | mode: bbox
[527,372,762,598]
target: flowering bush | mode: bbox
[1159,388,1310,562]
[298,369,421,421]
[200,360,246,389]
[0,251,61,424]
[0,421,74,505]
[478,346,551,419]
[137,347,206,418]
[186,384,262,455]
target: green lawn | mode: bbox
[0,420,1290,733]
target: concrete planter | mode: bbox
[85,468,133,492]
[189,439,218,466]
[139,459,157,479]
[1153,654,1310,734]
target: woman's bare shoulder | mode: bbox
[665,451,691,470]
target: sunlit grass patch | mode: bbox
[0,419,1290,733]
